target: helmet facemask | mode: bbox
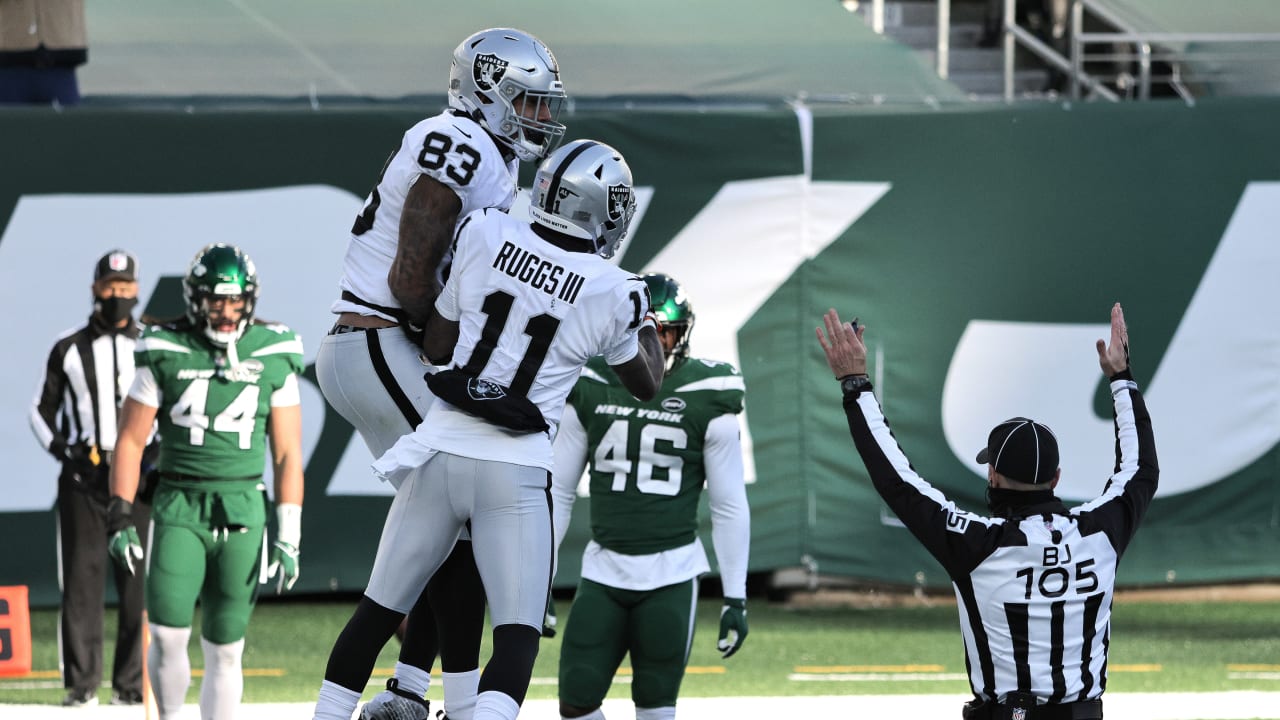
[658,321,693,375]
[499,86,567,161]
[448,28,567,162]
[183,244,259,348]
[642,273,695,375]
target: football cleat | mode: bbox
[357,678,430,720]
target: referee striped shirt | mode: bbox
[840,373,1158,706]
[30,319,141,460]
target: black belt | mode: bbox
[963,698,1102,720]
[329,322,370,336]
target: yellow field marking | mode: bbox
[1110,664,1162,672]
[1228,664,1280,671]
[794,664,946,673]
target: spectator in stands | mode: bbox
[0,0,87,105]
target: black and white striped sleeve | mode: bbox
[1072,371,1159,556]
[841,388,1002,578]
[30,334,73,458]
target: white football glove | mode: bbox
[266,503,302,593]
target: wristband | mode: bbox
[640,311,662,333]
[839,374,872,396]
[106,496,133,534]
[276,503,302,547]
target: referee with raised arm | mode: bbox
[29,250,152,707]
[816,303,1157,720]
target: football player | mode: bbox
[107,244,305,720]
[550,273,752,720]
[314,139,665,720]
[313,27,567,720]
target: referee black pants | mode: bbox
[56,464,150,696]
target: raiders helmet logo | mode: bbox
[607,184,633,222]
[466,377,507,401]
[473,53,509,91]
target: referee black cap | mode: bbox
[976,417,1059,485]
[94,249,138,282]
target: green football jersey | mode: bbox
[568,355,745,555]
[135,322,304,479]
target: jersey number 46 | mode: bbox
[595,420,687,496]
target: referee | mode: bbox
[816,304,1157,720]
[29,249,151,707]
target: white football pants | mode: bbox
[365,452,553,630]
[315,325,435,460]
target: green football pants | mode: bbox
[146,480,266,645]
[558,577,698,709]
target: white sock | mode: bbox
[563,708,606,720]
[148,623,192,720]
[636,707,675,720]
[473,690,520,720]
[199,637,244,720]
[394,661,432,698]
[442,668,480,720]
[314,680,361,720]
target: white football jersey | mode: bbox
[416,208,650,471]
[333,112,519,319]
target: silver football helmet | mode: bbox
[448,28,566,162]
[528,139,637,259]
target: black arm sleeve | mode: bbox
[1074,372,1159,556]
[841,388,1001,578]
[31,340,70,458]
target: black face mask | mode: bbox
[96,295,138,326]
[986,485,1058,517]
[986,485,1010,513]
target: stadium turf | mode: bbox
[2,597,1277,705]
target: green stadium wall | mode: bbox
[2,98,1278,607]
